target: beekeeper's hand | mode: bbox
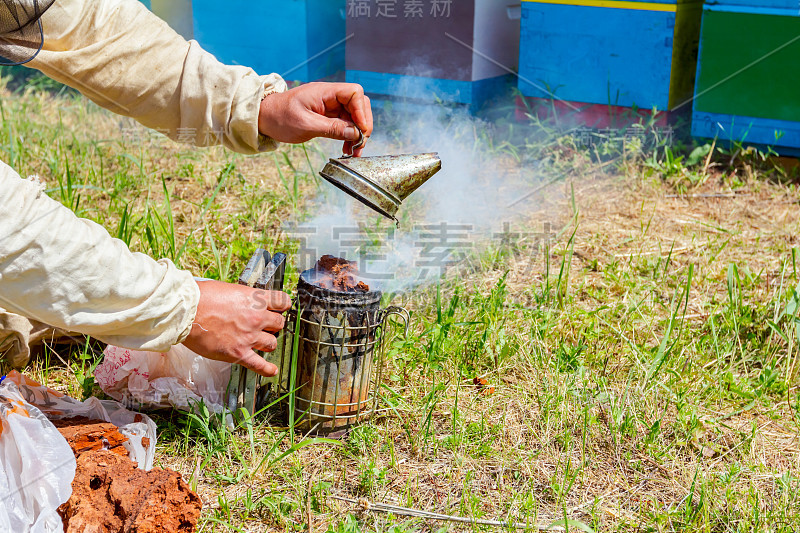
[258,82,373,157]
[182,280,291,377]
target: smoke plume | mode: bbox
[284,88,539,295]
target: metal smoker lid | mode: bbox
[319,158,402,221]
[319,129,442,222]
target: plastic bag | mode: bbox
[95,344,232,417]
[0,376,75,533]
[3,371,157,470]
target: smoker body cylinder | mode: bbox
[283,270,385,434]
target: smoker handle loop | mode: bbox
[340,126,364,159]
[382,306,410,337]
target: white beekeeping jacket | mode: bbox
[0,0,287,355]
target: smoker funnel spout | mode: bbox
[319,153,442,221]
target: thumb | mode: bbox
[310,115,360,142]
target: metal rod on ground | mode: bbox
[664,192,748,198]
[330,495,563,531]
[506,175,563,208]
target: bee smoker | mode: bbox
[278,268,407,436]
[228,250,407,437]
[227,138,434,431]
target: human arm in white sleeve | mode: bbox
[0,162,199,351]
[26,0,375,156]
[0,161,292,375]
[27,0,287,154]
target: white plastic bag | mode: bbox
[0,376,75,533]
[4,371,157,470]
[95,344,232,417]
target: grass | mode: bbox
[4,68,800,531]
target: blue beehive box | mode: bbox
[691,1,800,154]
[518,0,703,116]
[190,0,347,83]
[345,0,520,108]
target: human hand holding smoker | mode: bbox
[182,281,291,378]
[259,82,373,157]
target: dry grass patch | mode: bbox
[4,76,800,531]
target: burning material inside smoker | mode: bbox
[312,254,370,292]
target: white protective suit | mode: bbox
[0,0,288,366]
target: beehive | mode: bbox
[518,0,703,126]
[345,0,520,108]
[691,1,800,153]
[190,0,347,83]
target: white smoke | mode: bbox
[283,86,540,295]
